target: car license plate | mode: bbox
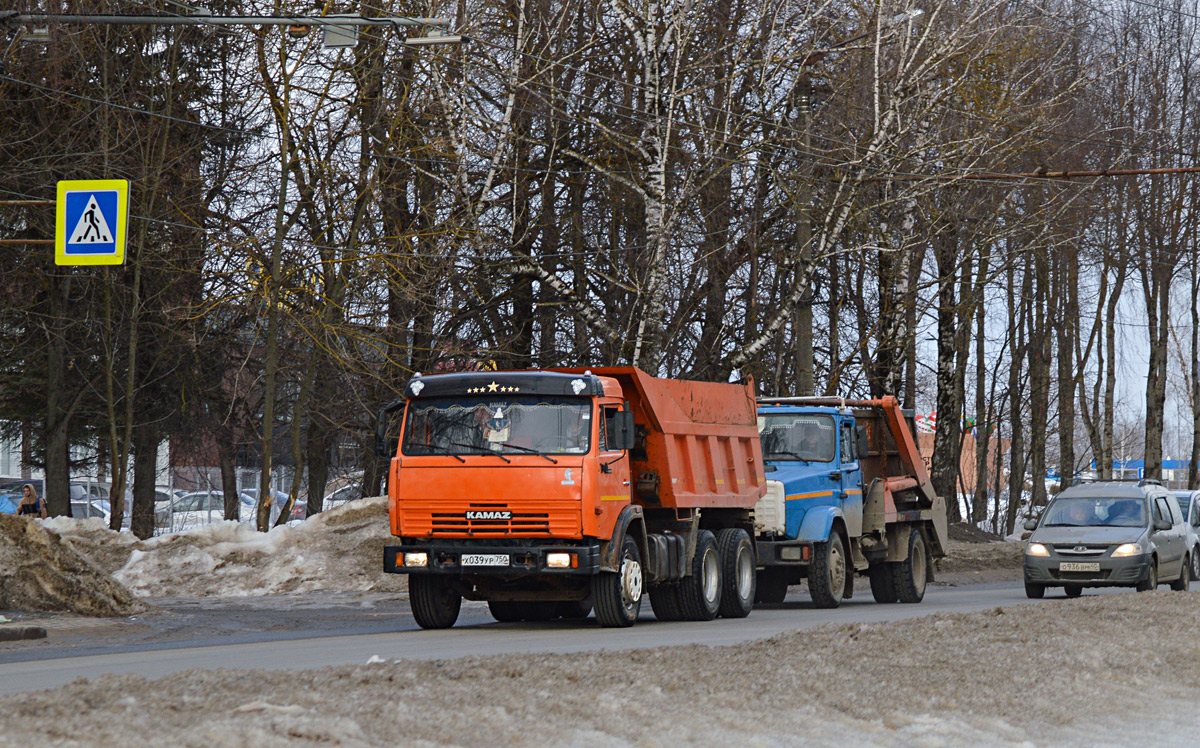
[1060,562,1100,573]
[461,554,509,567]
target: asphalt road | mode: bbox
[0,580,1106,696]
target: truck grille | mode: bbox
[432,504,550,535]
[399,500,580,538]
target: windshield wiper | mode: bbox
[446,441,511,463]
[766,450,806,460]
[500,443,558,464]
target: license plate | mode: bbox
[1060,562,1100,573]
[461,554,509,567]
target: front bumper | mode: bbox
[384,542,601,575]
[1023,552,1152,587]
[756,538,814,566]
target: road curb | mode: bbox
[0,625,48,642]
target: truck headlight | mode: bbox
[404,552,429,567]
[1111,543,1142,558]
[1026,543,1050,557]
[546,552,572,568]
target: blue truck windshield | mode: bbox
[403,396,592,456]
[758,413,835,462]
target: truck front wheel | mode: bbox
[891,528,927,603]
[409,575,462,629]
[716,528,755,618]
[595,535,643,627]
[678,530,722,620]
[808,528,847,608]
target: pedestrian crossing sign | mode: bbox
[55,179,129,266]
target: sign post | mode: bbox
[55,179,129,266]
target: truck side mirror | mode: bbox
[855,425,870,458]
[374,399,405,458]
[614,411,636,451]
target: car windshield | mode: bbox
[1042,496,1146,528]
[758,413,835,462]
[402,395,592,456]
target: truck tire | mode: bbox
[594,534,643,627]
[716,528,755,618]
[678,530,722,621]
[557,596,593,619]
[808,528,847,609]
[890,528,927,604]
[648,585,684,621]
[868,563,897,603]
[754,568,789,604]
[409,575,462,629]
[488,601,558,622]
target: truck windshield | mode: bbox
[758,413,835,462]
[1042,496,1146,528]
[402,396,592,456]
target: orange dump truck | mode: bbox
[376,367,767,628]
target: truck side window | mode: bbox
[601,407,620,452]
[840,423,854,463]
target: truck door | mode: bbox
[594,404,631,523]
[839,418,863,537]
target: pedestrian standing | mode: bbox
[16,484,46,519]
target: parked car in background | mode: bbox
[240,488,303,522]
[1024,481,1190,598]
[322,483,361,511]
[1172,489,1200,581]
[70,500,112,523]
[162,491,255,532]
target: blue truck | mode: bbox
[751,396,948,607]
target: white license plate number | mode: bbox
[1060,562,1100,573]
[461,554,509,567]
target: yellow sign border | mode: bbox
[55,179,129,266]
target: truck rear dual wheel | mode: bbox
[595,535,643,627]
[891,528,928,603]
[716,528,755,618]
[678,530,722,621]
[808,529,847,609]
[649,585,684,621]
[409,575,462,629]
[868,563,897,603]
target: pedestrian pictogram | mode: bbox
[55,179,129,266]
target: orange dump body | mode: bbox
[555,367,767,510]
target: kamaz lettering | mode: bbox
[466,510,512,520]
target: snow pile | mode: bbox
[110,496,405,598]
[0,514,145,616]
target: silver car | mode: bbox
[1023,482,1190,598]
[1172,489,1200,581]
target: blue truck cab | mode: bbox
[751,397,947,609]
[756,405,864,548]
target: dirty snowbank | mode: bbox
[2,591,1198,747]
[0,514,144,617]
[46,497,404,598]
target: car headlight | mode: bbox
[1111,543,1142,558]
[1026,543,1050,557]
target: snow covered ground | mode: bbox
[5,502,1197,746]
[1,591,1198,747]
